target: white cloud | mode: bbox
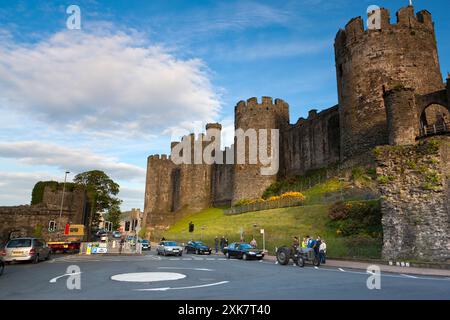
[0,28,222,137]
[0,141,145,181]
[0,171,59,206]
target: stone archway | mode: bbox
[419,103,450,137]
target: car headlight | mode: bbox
[249,251,256,255]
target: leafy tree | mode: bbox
[106,205,122,231]
[73,170,122,238]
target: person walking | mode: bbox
[214,236,219,254]
[319,239,327,264]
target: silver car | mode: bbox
[156,241,183,256]
[2,238,51,264]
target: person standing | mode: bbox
[250,237,257,248]
[214,236,219,254]
[220,236,225,252]
[314,236,322,259]
[224,237,229,248]
[319,239,327,264]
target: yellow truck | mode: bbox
[47,224,86,253]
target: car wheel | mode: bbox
[242,253,248,260]
[0,262,4,276]
[226,252,230,259]
[45,252,51,261]
[32,255,39,264]
[179,252,182,257]
[196,249,200,255]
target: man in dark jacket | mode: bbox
[214,236,219,254]
[220,236,225,252]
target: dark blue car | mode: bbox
[185,241,212,255]
[223,243,264,260]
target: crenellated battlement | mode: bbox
[148,154,171,161]
[235,96,289,114]
[335,6,435,47]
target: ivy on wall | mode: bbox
[31,181,77,205]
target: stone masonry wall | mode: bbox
[376,137,450,262]
[282,106,340,176]
[0,186,87,243]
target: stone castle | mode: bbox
[144,5,450,260]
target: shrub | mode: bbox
[327,200,382,237]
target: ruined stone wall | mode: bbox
[232,97,290,203]
[376,137,450,262]
[335,6,444,161]
[0,186,88,243]
[282,106,340,176]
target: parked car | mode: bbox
[140,239,151,251]
[112,231,122,239]
[223,243,264,260]
[185,241,212,255]
[1,238,51,264]
[0,257,4,276]
[156,241,183,256]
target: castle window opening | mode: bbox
[419,103,450,137]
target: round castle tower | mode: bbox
[232,97,289,204]
[335,5,444,160]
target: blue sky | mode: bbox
[0,0,449,210]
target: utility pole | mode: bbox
[58,171,70,234]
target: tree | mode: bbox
[106,205,122,231]
[73,170,122,238]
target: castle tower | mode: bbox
[232,97,289,204]
[384,87,418,146]
[335,5,444,160]
[143,154,175,230]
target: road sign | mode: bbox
[260,229,265,234]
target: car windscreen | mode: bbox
[239,244,253,249]
[7,239,32,248]
[193,242,204,246]
[165,242,177,246]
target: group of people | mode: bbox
[293,235,327,264]
[214,236,229,253]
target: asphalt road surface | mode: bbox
[0,251,449,300]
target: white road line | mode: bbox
[135,281,229,292]
[338,268,346,272]
[182,258,192,261]
[401,274,418,279]
[158,267,214,272]
[206,258,215,261]
[314,266,319,270]
[49,272,82,283]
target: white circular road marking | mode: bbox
[111,272,186,283]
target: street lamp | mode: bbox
[58,171,70,233]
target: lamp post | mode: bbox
[58,171,70,234]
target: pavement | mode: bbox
[0,251,449,300]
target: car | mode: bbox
[140,239,151,250]
[112,231,122,239]
[223,243,264,260]
[156,241,183,256]
[1,238,51,264]
[0,257,4,276]
[185,241,212,255]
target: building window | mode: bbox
[125,221,130,232]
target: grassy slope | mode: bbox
[156,202,381,259]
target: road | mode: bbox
[0,251,449,300]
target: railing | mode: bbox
[224,198,304,215]
[419,121,450,137]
